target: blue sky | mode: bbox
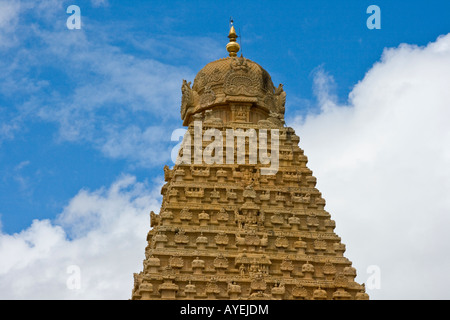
[1,0,450,299]
[1,0,448,233]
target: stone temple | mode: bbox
[130,23,369,300]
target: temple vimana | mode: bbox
[131,23,369,300]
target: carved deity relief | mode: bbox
[274,83,286,117]
[224,58,260,96]
[200,85,216,107]
[181,80,193,119]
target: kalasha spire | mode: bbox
[226,18,240,57]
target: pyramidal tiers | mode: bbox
[131,22,369,301]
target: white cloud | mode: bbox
[0,0,20,48]
[2,0,449,300]
[289,33,450,299]
[26,28,194,163]
[91,0,109,7]
[0,1,19,28]
[0,0,221,168]
[0,175,162,299]
[100,125,175,167]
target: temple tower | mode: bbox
[131,23,369,300]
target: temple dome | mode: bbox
[178,22,288,126]
[192,56,275,100]
[180,55,284,126]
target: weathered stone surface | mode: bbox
[131,25,368,300]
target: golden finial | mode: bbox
[226,18,240,57]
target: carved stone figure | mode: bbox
[181,80,194,120]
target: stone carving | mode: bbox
[214,254,229,269]
[206,277,221,297]
[169,255,184,269]
[239,264,246,276]
[198,210,210,226]
[243,184,257,199]
[150,211,160,228]
[203,109,223,126]
[224,58,260,96]
[200,85,216,107]
[185,187,204,197]
[217,207,229,222]
[144,255,160,274]
[180,208,192,221]
[163,165,173,181]
[192,257,205,274]
[174,229,189,244]
[292,284,308,300]
[210,188,220,200]
[323,260,337,280]
[355,284,370,300]
[181,80,195,120]
[302,261,315,279]
[196,233,208,249]
[184,281,197,299]
[153,232,168,249]
[271,281,285,299]
[250,272,267,292]
[216,168,228,179]
[275,236,289,249]
[343,265,357,281]
[307,212,319,229]
[314,235,327,253]
[228,281,241,299]
[215,231,229,246]
[191,166,210,177]
[131,25,368,300]
[274,83,286,118]
[288,215,301,230]
[334,273,349,289]
[313,286,328,300]
[235,232,246,246]
[260,190,270,201]
[270,213,284,225]
[280,258,294,277]
[160,209,173,221]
